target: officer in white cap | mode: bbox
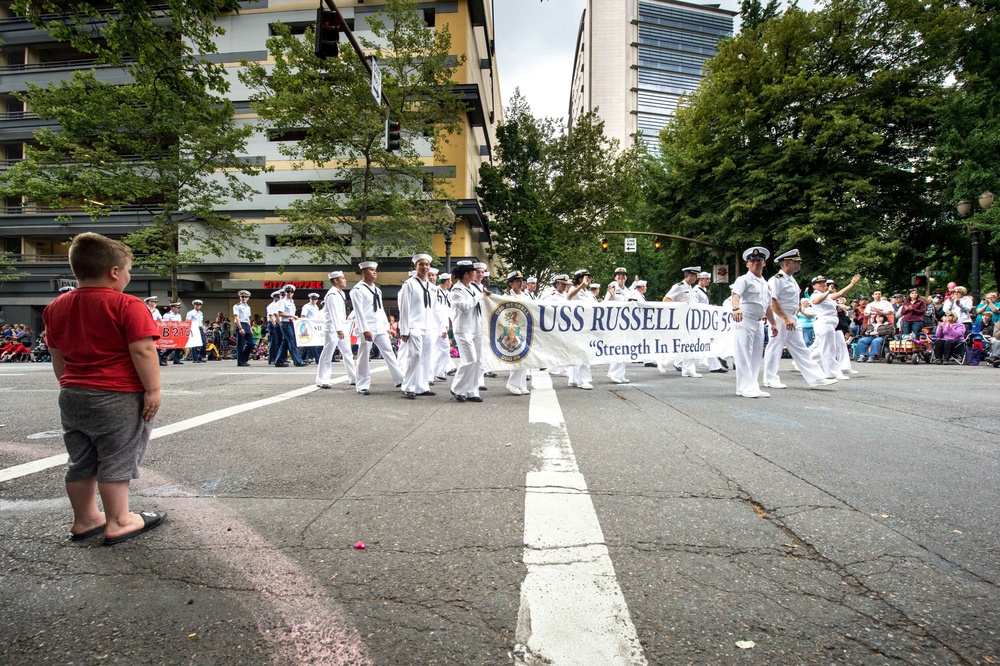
[545,274,572,376]
[265,290,284,365]
[448,262,487,402]
[565,269,595,389]
[504,271,531,395]
[691,272,728,374]
[144,296,162,321]
[273,285,304,367]
[298,292,322,363]
[185,299,206,363]
[525,276,538,300]
[316,271,357,389]
[633,280,648,302]
[663,266,703,378]
[809,272,861,380]
[730,247,775,397]
[604,266,634,383]
[162,302,186,365]
[233,290,255,366]
[398,253,441,398]
[350,261,404,395]
[762,250,837,389]
[433,272,454,380]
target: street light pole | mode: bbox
[957,191,993,305]
[441,202,457,273]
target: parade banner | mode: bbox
[294,318,327,347]
[480,298,736,371]
[156,321,193,350]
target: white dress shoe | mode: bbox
[578,382,594,390]
[832,374,851,380]
[506,385,523,395]
[808,378,838,388]
[682,371,703,378]
[763,381,787,389]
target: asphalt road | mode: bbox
[1,356,998,665]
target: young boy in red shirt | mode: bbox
[43,233,166,545]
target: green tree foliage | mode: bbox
[2,0,264,300]
[0,252,27,284]
[240,0,465,264]
[647,0,968,290]
[932,0,1000,290]
[477,90,643,284]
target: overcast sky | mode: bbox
[492,0,813,124]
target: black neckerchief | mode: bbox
[362,283,381,311]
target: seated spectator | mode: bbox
[975,292,999,323]
[898,289,927,337]
[797,297,817,347]
[933,312,966,364]
[32,332,50,362]
[854,312,895,362]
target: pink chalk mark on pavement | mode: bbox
[135,471,372,666]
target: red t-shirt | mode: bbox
[43,287,160,392]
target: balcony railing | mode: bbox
[0,57,131,72]
[1,203,162,215]
[0,111,41,121]
[7,253,69,263]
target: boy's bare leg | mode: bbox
[65,477,105,535]
[98,480,145,537]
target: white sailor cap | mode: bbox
[473,262,488,270]
[271,290,283,298]
[614,266,628,275]
[590,283,601,289]
[192,299,204,305]
[169,301,182,307]
[743,246,770,261]
[359,261,378,270]
[526,277,537,284]
[238,290,251,297]
[775,248,802,262]
[59,286,76,293]
[408,270,416,278]
[412,253,432,265]
[283,284,296,292]
[429,267,440,275]
[697,271,711,279]
[682,266,702,274]
[143,295,158,302]
[308,292,320,299]
[328,270,344,279]
[507,270,524,282]
[438,273,451,281]
[456,260,473,267]
[635,280,648,287]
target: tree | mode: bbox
[1,0,265,300]
[646,0,969,290]
[240,0,465,265]
[0,252,26,285]
[477,90,643,284]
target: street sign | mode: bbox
[930,271,947,276]
[713,264,729,284]
[624,237,637,253]
[370,57,382,105]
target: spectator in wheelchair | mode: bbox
[898,289,927,337]
[933,312,966,364]
[854,312,895,362]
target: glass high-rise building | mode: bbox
[569,0,735,151]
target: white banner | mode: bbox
[480,298,736,371]
[294,318,327,347]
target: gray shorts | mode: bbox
[59,388,152,483]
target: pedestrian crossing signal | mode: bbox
[912,275,927,287]
[385,119,402,152]
[314,8,341,59]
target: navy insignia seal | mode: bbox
[489,300,534,363]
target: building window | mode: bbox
[267,181,352,195]
[267,128,308,142]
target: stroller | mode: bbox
[884,332,933,364]
[963,328,989,365]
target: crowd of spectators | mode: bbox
[0,323,47,362]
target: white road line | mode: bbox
[514,372,647,665]
[0,370,369,483]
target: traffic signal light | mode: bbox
[314,8,341,59]
[385,118,401,152]
[653,238,663,251]
[912,275,927,287]
[600,238,609,252]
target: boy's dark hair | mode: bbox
[68,232,133,281]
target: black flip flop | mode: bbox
[68,525,106,542]
[102,511,166,546]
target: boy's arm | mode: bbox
[128,337,162,421]
[49,347,65,381]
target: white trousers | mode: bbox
[607,362,627,381]
[434,333,452,378]
[356,333,404,391]
[401,330,434,394]
[763,322,826,385]
[452,332,482,398]
[734,318,765,394]
[316,333,357,386]
[508,369,529,392]
[810,317,843,379]
[569,364,592,386]
[836,331,854,372]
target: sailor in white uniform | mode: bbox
[144,296,162,321]
[300,292,322,363]
[185,299,206,363]
[163,302,185,364]
[730,247,775,397]
[433,272,454,380]
[525,276,538,300]
[449,263,487,402]
[762,250,837,389]
[544,274,571,376]
[398,253,441,398]
[809,273,861,380]
[265,291,283,364]
[663,266,703,378]
[504,271,531,395]
[604,266,634,384]
[567,269,595,389]
[316,271,357,389]
[350,261,405,395]
[633,280,648,302]
[692,272,727,374]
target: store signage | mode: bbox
[262,281,325,290]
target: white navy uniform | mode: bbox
[567,289,595,388]
[692,285,725,373]
[504,289,531,395]
[731,272,772,395]
[604,282,633,383]
[316,286,357,387]
[763,270,827,386]
[398,275,438,395]
[665,280,700,377]
[185,307,204,347]
[450,282,485,399]
[350,281,404,392]
[432,285,453,378]
[148,306,162,321]
[809,289,845,379]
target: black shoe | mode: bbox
[450,390,466,402]
[710,368,728,373]
[359,389,370,395]
[159,361,168,366]
[435,376,446,381]
[275,363,289,367]
[719,359,729,369]
[467,396,483,402]
[237,362,250,367]
[479,385,488,391]
[446,369,457,376]
[418,390,436,396]
[319,384,332,389]
[484,371,498,378]
[294,363,305,367]
[395,383,402,388]
[403,391,416,399]
[644,362,656,367]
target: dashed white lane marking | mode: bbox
[514,371,647,665]
[0,370,372,483]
